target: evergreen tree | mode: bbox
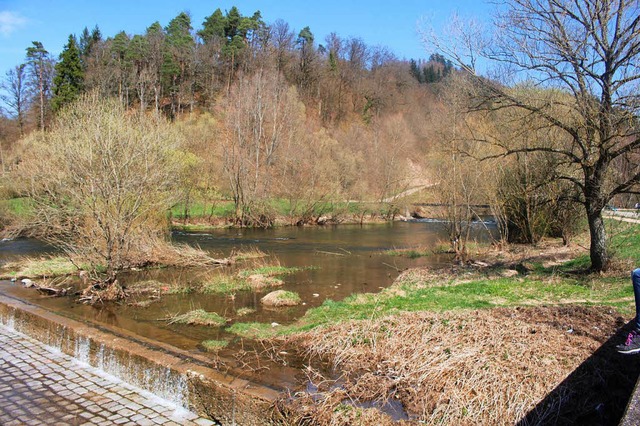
[198,8,225,43]
[163,12,195,117]
[423,65,437,83]
[79,25,102,69]
[410,59,423,83]
[296,26,316,93]
[25,41,54,129]
[52,35,84,112]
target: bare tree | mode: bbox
[1,64,29,136]
[222,67,305,226]
[21,92,183,287]
[425,0,640,271]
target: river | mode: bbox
[0,221,494,351]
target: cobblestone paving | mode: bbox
[0,324,217,425]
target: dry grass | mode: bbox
[280,306,629,425]
[148,240,232,267]
[261,290,302,307]
[231,246,267,261]
[167,309,227,326]
[0,256,82,279]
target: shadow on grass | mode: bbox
[517,320,640,426]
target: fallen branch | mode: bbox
[315,250,346,256]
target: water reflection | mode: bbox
[1,221,495,351]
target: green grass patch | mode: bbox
[201,275,251,294]
[238,265,303,278]
[201,265,302,294]
[386,247,432,259]
[292,275,631,330]
[231,248,267,261]
[201,339,229,352]
[127,280,193,295]
[172,224,226,232]
[168,309,227,326]
[226,322,278,339]
[261,290,302,306]
[0,256,85,279]
[171,201,235,219]
[607,219,640,261]
[0,198,33,217]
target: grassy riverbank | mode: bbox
[170,199,403,229]
[236,220,640,425]
[230,219,639,339]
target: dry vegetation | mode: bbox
[278,306,632,425]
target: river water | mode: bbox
[0,221,494,352]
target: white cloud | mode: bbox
[0,11,27,36]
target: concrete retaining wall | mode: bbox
[0,293,284,426]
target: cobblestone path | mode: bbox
[0,324,216,425]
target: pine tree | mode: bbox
[51,35,84,112]
[79,25,102,70]
[409,59,423,83]
[198,8,225,43]
[25,41,54,129]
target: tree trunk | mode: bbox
[587,209,608,272]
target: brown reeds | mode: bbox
[280,306,626,425]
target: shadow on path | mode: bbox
[517,321,640,426]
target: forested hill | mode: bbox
[2,6,452,132]
[1,6,461,225]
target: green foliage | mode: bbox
[199,6,263,58]
[51,35,84,112]
[78,25,102,68]
[162,12,194,94]
[297,26,314,46]
[199,9,225,42]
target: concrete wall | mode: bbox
[0,293,284,426]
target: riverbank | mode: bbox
[2,216,638,423]
[248,219,640,424]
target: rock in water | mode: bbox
[261,290,301,307]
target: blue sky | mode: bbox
[0,0,492,74]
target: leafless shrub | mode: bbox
[18,92,187,287]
